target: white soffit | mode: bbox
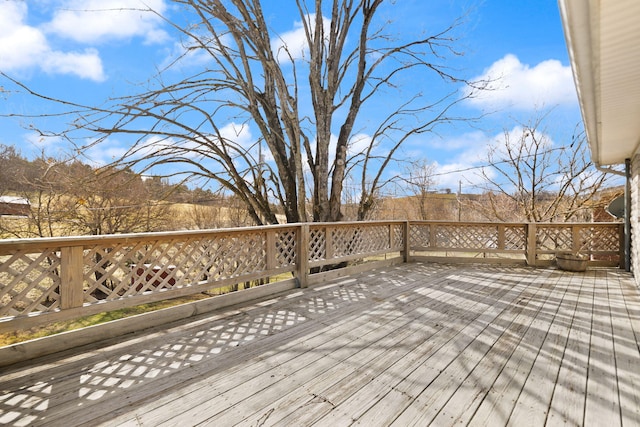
[559,0,640,166]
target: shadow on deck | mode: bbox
[1,262,639,426]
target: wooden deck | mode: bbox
[1,262,639,426]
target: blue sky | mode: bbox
[0,0,588,193]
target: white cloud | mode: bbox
[466,54,577,111]
[272,14,330,62]
[23,132,67,152]
[348,133,372,156]
[159,40,214,71]
[432,125,559,191]
[219,122,253,148]
[492,125,556,162]
[426,130,488,154]
[82,138,129,166]
[46,0,169,45]
[0,4,48,68]
[432,161,481,191]
[0,2,105,81]
[42,49,104,80]
[427,130,502,190]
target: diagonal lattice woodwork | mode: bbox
[213,233,266,279]
[82,238,189,301]
[79,232,271,302]
[504,226,527,250]
[409,224,431,248]
[435,225,498,249]
[0,229,296,320]
[331,225,389,258]
[537,226,573,252]
[0,249,61,317]
[309,228,326,261]
[580,226,620,252]
[0,222,621,327]
[410,224,526,252]
[275,230,297,267]
[392,224,404,249]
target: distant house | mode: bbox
[0,196,31,217]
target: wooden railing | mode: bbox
[0,221,622,336]
[408,221,623,267]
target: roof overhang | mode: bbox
[558,0,640,166]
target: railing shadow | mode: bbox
[0,263,637,426]
[0,262,445,425]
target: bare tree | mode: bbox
[478,117,612,222]
[0,145,25,195]
[0,154,75,238]
[403,158,438,220]
[225,195,256,227]
[0,154,174,238]
[3,1,482,225]
[186,203,220,229]
[179,188,249,229]
[68,167,175,235]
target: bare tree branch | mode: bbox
[2,0,483,224]
[478,116,612,222]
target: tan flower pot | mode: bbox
[556,251,588,272]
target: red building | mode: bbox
[0,196,31,216]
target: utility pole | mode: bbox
[457,180,462,221]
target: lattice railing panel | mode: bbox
[331,225,389,258]
[78,233,271,302]
[435,225,498,249]
[276,230,297,267]
[195,234,266,281]
[84,242,141,300]
[409,224,431,247]
[186,233,266,281]
[83,239,189,301]
[0,221,622,329]
[504,226,526,250]
[537,226,573,252]
[392,224,404,249]
[0,249,61,317]
[580,227,620,252]
[309,228,326,261]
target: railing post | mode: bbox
[60,246,84,310]
[296,224,309,288]
[429,223,437,248]
[526,223,537,267]
[572,225,582,254]
[619,223,626,269]
[325,225,334,261]
[497,224,505,250]
[265,230,276,271]
[403,221,411,263]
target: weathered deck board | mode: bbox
[609,271,640,426]
[584,270,621,426]
[111,267,461,426]
[1,263,639,427]
[428,270,561,426]
[388,270,554,426]
[544,272,590,426]
[154,266,482,426]
[505,266,581,426]
[259,271,519,427]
